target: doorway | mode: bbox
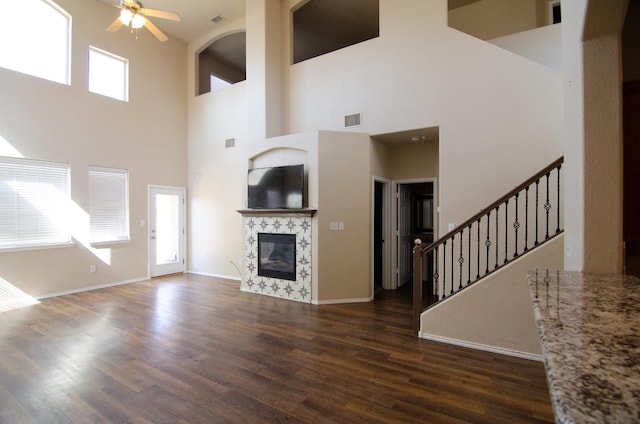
[149,186,186,277]
[393,179,437,289]
[373,178,390,296]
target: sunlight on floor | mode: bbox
[0,277,39,313]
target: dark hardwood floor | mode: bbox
[0,274,554,423]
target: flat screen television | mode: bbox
[247,164,305,209]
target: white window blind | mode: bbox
[0,156,71,250]
[89,166,130,244]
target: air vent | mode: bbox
[225,138,235,148]
[344,113,362,128]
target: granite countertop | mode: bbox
[528,271,640,424]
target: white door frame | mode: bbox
[148,185,186,278]
[391,178,438,289]
[372,176,392,293]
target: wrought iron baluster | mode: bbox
[524,187,529,251]
[545,172,551,240]
[556,164,562,234]
[485,211,491,274]
[476,218,481,280]
[504,199,509,264]
[458,229,464,290]
[535,180,540,246]
[442,241,447,299]
[433,248,440,301]
[513,192,520,258]
[451,236,455,295]
[467,223,472,285]
[495,206,499,269]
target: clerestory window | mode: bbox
[89,47,129,102]
[0,0,71,85]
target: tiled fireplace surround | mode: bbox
[238,209,316,303]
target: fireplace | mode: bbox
[258,233,296,281]
[238,210,315,303]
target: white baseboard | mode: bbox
[312,296,373,305]
[187,270,241,282]
[37,277,150,300]
[419,333,543,362]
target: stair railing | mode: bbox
[412,157,564,335]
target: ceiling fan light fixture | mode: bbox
[131,13,146,29]
[119,9,132,25]
[107,1,178,42]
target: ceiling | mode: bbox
[97,0,246,43]
[97,1,481,45]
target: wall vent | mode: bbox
[344,113,362,128]
[225,138,235,148]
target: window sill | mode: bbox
[0,242,75,254]
[90,239,131,248]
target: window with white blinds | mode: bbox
[89,166,130,244]
[0,156,71,250]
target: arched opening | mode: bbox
[197,31,246,96]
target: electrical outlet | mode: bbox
[90,265,97,273]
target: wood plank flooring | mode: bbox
[0,274,555,423]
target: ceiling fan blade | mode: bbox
[140,8,180,21]
[106,17,124,32]
[144,19,168,42]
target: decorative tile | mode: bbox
[241,215,312,303]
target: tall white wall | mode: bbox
[187,0,564,300]
[0,0,187,297]
[285,0,563,237]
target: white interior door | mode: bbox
[149,186,185,277]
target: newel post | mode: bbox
[412,239,423,336]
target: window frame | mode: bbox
[0,0,72,85]
[0,156,73,252]
[88,46,130,102]
[89,165,131,246]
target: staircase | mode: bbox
[412,157,564,335]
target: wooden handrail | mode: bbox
[420,156,563,256]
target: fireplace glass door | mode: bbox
[258,233,296,281]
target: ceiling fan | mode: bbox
[106,0,180,42]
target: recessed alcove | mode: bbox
[197,31,246,96]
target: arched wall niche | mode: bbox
[196,29,247,96]
[249,147,309,169]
